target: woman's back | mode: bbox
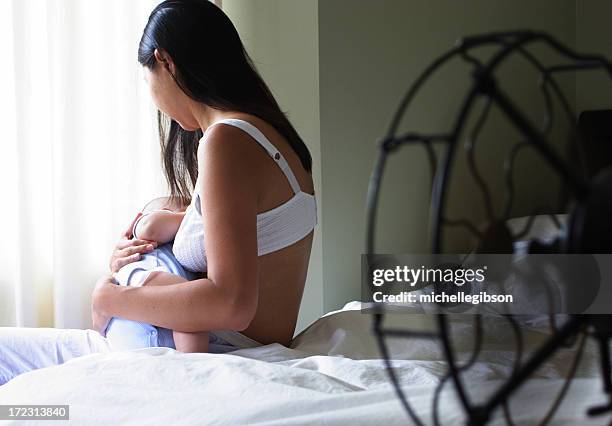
[173,113,316,346]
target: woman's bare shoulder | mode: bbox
[198,121,267,168]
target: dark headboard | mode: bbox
[558,109,612,210]
[578,109,612,179]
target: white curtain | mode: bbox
[0,0,170,328]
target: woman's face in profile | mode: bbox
[142,51,200,132]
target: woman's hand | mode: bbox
[109,212,158,274]
[91,275,117,336]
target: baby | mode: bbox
[105,196,210,353]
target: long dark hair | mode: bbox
[138,0,312,206]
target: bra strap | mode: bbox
[202,118,301,195]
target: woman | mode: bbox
[0,0,316,384]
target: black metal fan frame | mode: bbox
[364,30,612,426]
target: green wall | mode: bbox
[576,0,612,112]
[318,0,577,313]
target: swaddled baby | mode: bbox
[105,197,211,353]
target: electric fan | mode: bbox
[365,30,612,425]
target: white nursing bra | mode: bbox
[172,118,318,272]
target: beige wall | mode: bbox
[223,0,323,334]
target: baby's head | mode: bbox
[142,196,189,213]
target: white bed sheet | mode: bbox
[0,301,606,425]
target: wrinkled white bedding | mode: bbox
[0,301,606,425]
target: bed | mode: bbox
[0,301,607,425]
[2,111,610,425]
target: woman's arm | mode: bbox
[133,210,186,244]
[93,125,261,333]
[95,275,251,332]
